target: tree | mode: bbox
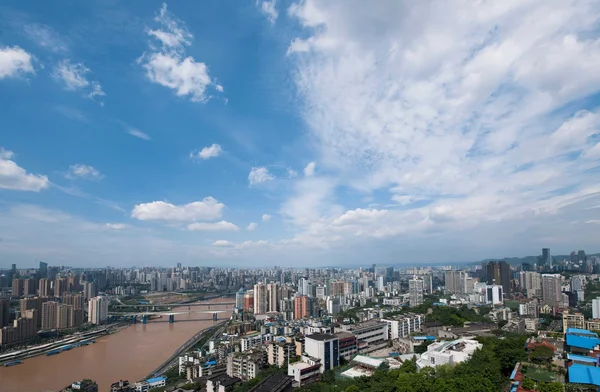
[539,382,564,392]
[530,345,554,363]
[522,377,535,390]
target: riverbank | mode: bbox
[0,326,118,364]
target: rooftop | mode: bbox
[569,364,600,386]
[306,333,336,341]
[146,376,166,384]
[566,334,600,350]
[352,355,384,368]
[566,328,598,337]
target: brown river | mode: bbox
[0,298,233,392]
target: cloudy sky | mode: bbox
[1,0,600,268]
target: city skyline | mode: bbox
[2,1,600,267]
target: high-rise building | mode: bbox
[423,274,433,294]
[592,298,600,320]
[485,261,511,297]
[12,278,24,297]
[267,283,279,313]
[20,296,50,329]
[83,281,98,300]
[542,274,562,307]
[542,248,552,267]
[88,296,108,325]
[235,289,246,309]
[253,283,268,315]
[56,304,73,330]
[485,285,503,305]
[38,261,48,279]
[294,295,311,320]
[243,290,254,311]
[39,278,51,297]
[54,278,67,297]
[444,271,465,294]
[520,271,542,298]
[62,293,86,310]
[577,250,587,264]
[41,301,59,330]
[408,276,424,307]
[0,298,10,328]
[23,278,36,296]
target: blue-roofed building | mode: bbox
[134,376,167,392]
[567,328,599,337]
[566,334,600,353]
[567,353,599,366]
[569,364,600,387]
[412,336,436,341]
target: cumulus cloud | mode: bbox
[0,46,34,79]
[0,147,49,192]
[187,220,239,231]
[52,60,105,99]
[190,144,223,160]
[257,0,278,24]
[132,197,224,222]
[248,167,274,185]
[247,222,258,231]
[303,161,316,176]
[139,3,222,102]
[66,164,103,180]
[262,214,272,222]
[283,0,600,247]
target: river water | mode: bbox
[0,298,233,392]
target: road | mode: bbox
[145,321,228,379]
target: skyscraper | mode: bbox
[542,248,552,267]
[542,274,562,307]
[12,278,24,297]
[83,281,98,300]
[444,270,465,294]
[267,283,279,312]
[592,297,600,320]
[39,278,51,297]
[520,271,542,298]
[294,295,311,320]
[38,261,48,279]
[23,278,36,296]
[0,299,10,328]
[253,283,268,314]
[485,261,511,297]
[88,296,108,325]
[41,301,59,330]
[408,276,424,307]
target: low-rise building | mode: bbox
[268,340,297,367]
[226,351,268,381]
[206,374,241,392]
[247,373,293,392]
[338,321,388,353]
[417,339,482,369]
[334,331,357,360]
[287,356,321,388]
[382,313,424,339]
[241,333,272,352]
[134,376,166,392]
[305,333,340,373]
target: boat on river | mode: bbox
[3,360,23,367]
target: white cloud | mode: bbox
[23,23,68,52]
[213,240,234,247]
[283,0,600,247]
[248,167,275,185]
[132,198,224,222]
[128,129,152,141]
[0,46,34,79]
[187,220,239,231]
[287,168,298,178]
[0,148,14,160]
[262,214,272,222]
[191,144,223,160]
[52,60,105,99]
[257,0,279,24]
[247,222,258,231]
[139,3,221,102]
[105,223,128,230]
[0,148,49,192]
[303,161,316,176]
[66,164,103,180]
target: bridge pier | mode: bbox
[212,312,217,321]
[169,314,175,323]
[133,316,137,324]
[142,315,147,324]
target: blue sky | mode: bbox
[1,0,600,268]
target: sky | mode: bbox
[1,0,600,268]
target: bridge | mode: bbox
[108,310,226,324]
[111,302,235,309]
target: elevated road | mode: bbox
[145,321,228,379]
[111,302,235,309]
